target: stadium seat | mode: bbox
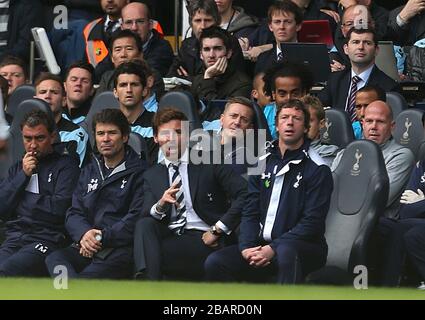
[306,140,389,285]
[6,84,36,119]
[252,102,272,142]
[127,132,150,164]
[83,91,120,147]
[321,109,354,149]
[0,137,12,179]
[393,108,425,160]
[386,91,407,119]
[158,91,202,133]
[8,98,54,164]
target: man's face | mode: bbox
[200,37,231,68]
[191,10,216,39]
[101,0,129,16]
[268,10,301,43]
[35,80,65,116]
[154,119,188,162]
[0,64,26,95]
[64,67,93,106]
[341,5,373,38]
[272,76,306,107]
[355,90,379,121]
[114,73,145,109]
[95,122,128,159]
[111,37,141,68]
[251,75,271,108]
[363,101,394,145]
[121,3,152,43]
[220,103,254,140]
[276,107,307,147]
[307,107,324,140]
[215,0,232,14]
[22,124,54,159]
[344,32,378,68]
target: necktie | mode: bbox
[105,20,116,38]
[346,75,361,123]
[168,163,187,235]
[277,51,284,62]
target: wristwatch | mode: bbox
[210,225,222,236]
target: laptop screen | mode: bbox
[298,20,334,49]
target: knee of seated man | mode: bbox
[274,243,298,266]
[404,226,424,250]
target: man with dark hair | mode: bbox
[167,0,245,80]
[133,107,247,280]
[45,108,147,279]
[83,0,129,68]
[113,61,157,164]
[318,28,397,122]
[205,99,333,284]
[262,62,314,138]
[215,0,258,38]
[352,84,386,139]
[0,109,80,277]
[34,73,89,167]
[95,29,164,98]
[254,0,304,75]
[0,55,28,95]
[191,26,251,102]
[62,61,95,125]
[121,1,174,77]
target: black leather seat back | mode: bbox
[6,84,36,119]
[393,108,425,160]
[321,109,354,149]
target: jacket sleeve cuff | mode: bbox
[150,203,166,220]
[216,220,231,235]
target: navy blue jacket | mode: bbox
[65,147,147,248]
[239,139,333,252]
[0,148,80,244]
[399,160,425,219]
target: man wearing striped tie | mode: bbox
[133,107,248,280]
[318,28,397,120]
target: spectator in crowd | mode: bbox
[45,109,147,279]
[254,0,303,75]
[262,62,314,138]
[62,61,95,126]
[113,61,157,164]
[167,0,245,80]
[0,109,80,276]
[302,95,339,167]
[191,26,251,103]
[251,72,272,109]
[0,55,28,96]
[133,107,247,280]
[35,73,89,166]
[121,1,174,77]
[83,0,129,69]
[205,99,333,284]
[352,84,386,139]
[332,100,414,218]
[95,29,164,99]
[0,0,43,62]
[215,0,258,38]
[318,28,397,123]
[387,0,425,46]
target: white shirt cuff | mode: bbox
[150,203,166,220]
[216,220,231,235]
[396,14,408,27]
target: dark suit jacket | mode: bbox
[254,43,277,75]
[318,65,398,110]
[141,162,248,231]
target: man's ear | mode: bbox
[251,89,258,100]
[343,43,349,55]
[296,24,302,32]
[226,49,233,60]
[319,118,326,129]
[123,134,129,144]
[113,88,118,99]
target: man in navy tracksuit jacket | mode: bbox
[205,99,333,283]
[0,110,80,277]
[45,109,147,279]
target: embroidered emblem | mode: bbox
[207,193,213,201]
[351,149,363,176]
[120,179,127,189]
[87,178,99,193]
[48,173,52,183]
[293,172,302,188]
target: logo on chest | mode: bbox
[87,178,99,193]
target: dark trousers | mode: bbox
[45,245,133,279]
[133,217,219,280]
[204,239,327,284]
[0,240,57,277]
[404,222,425,280]
[373,217,425,286]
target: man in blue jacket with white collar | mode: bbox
[0,109,80,277]
[205,99,333,283]
[45,108,147,279]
